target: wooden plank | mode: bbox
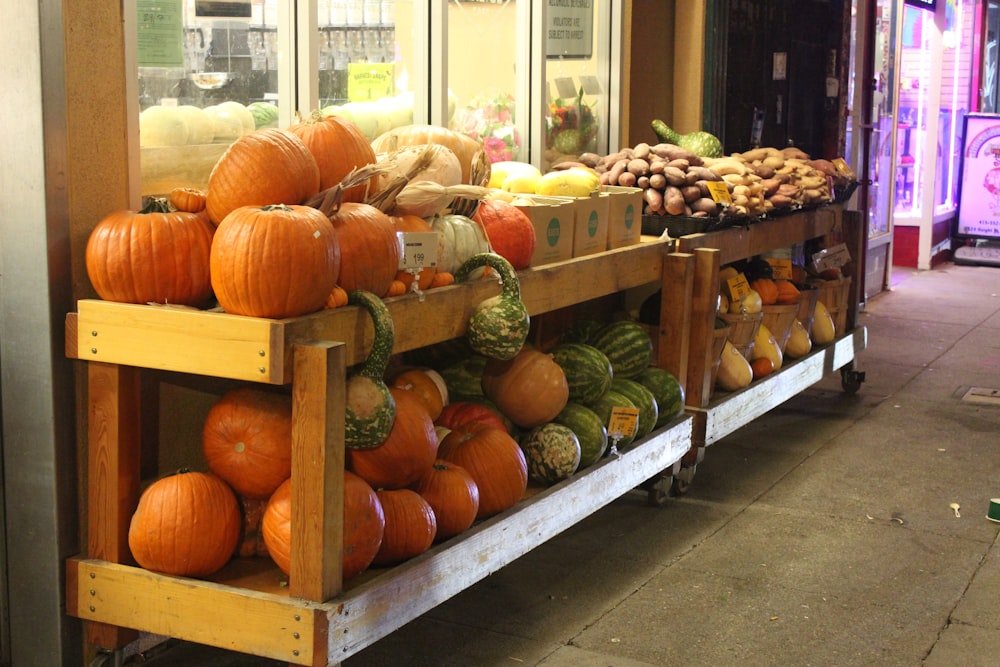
[323,416,693,660]
[67,559,326,666]
[290,343,346,602]
[86,361,142,650]
[685,248,720,408]
[657,253,694,394]
[76,301,285,383]
[698,327,867,445]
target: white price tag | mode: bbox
[397,232,439,271]
[812,243,851,272]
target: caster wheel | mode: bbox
[646,474,673,507]
[89,653,117,667]
[671,465,697,496]
[840,366,865,395]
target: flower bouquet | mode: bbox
[546,87,598,156]
[451,92,521,163]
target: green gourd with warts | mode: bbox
[344,290,396,449]
[454,252,529,361]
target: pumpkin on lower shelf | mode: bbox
[372,489,438,566]
[438,421,527,519]
[389,367,448,421]
[201,386,293,500]
[261,472,385,580]
[455,252,530,361]
[128,470,241,577]
[412,459,480,541]
[481,346,569,429]
[85,197,216,308]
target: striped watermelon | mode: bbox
[637,367,685,428]
[550,343,613,404]
[610,377,658,439]
[553,402,608,469]
[439,354,488,401]
[561,319,604,344]
[520,423,581,484]
[586,389,638,451]
[589,320,653,379]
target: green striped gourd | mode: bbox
[519,423,581,485]
[637,367,685,428]
[589,320,653,379]
[455,252,529,361]
[553,402,608,469]
[550,343,613,405]
[610,377,658,439]
[344,290,396,449]
[586,389,638,451]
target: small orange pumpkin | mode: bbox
[472,199,536,270]
[323,202,401,297]
[438,421,527,519]
[324,285,349,309]
[390,368,447,420]
[750,278,778,306]
[412,460,480,541]
[774,279,801,305]
[372,489,437,566]
[169,187,207,213]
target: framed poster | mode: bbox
[957,113,1000,239]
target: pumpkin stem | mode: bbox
[140,197,173,215]
[261,204,294,212]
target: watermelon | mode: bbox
[561,319,604,344]
[439,354,488,401]
[550,343,613,405]
[588,320,653,379]
[248,101,279,129]
[610,377,658,439]
[586,389,638,451]
[553,402,608,469]
[637,367,685,427]
[520,423,581,484]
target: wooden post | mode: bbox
[290,342,346,603]
[657,252,694,394]
[685,248,721,408]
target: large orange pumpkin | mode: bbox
[210,204,341,318]
[85,197,215,307]
[128,470,241,577]
[438,421,527,519]
[261,472,385,580]
[206,128,321,225]
[412,459,480,541]
[202,387,292,499]
[347,387,438,489]
[372,489,437,566]
[481,346,569,429]
[323,202,400,297]
[473,199,536,270]
[391,214,438,291]
[287,111,377,200]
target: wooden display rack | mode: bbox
[673,205,868,473]
[64,238,696,665]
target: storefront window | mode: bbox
[934,0,974,213]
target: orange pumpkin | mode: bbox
[169,186,207,213]
[481,346,569,429]
[85,197,215,307]
[128,470,241,577]
[472,199,536,270]
[206,128,321,225]
[412,460,480,541]
[287,111,377,200]
[210,204,341,318]
[347,388,439,489]
[438,421,527,519]
[392,214,438,290]
[774,279,801,305]
[324,285,349,309]
[390,368,447,420]
[202,387,293,499]
[372,489,437,566]
[750,278,778,306]
[324,202,400,297]
[261,472,385,580]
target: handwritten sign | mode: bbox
[137,0,184,68]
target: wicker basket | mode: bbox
[719,311,763,360]
[761,303,799,354]
[708,324,732,396]
[813,276,852,336]
[795,286,819,337]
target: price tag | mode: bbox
[811,243,851,272]
[607,406,639,440]
[347,62,394,101]
[765,257,794,280]
[725,273,751,301]
[706,181,733,205]
[397,232,439,270]
[832,158,853,177]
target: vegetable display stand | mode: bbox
[671,205,868,484]
[64,238,694,665]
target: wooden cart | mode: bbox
[65,238,696,665]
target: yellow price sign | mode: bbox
[765,257,794,280]
[706,181,733,205]
[347,63,395,102]
[607,406,639,440]
[726,273,751,301]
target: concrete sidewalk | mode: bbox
[147,262,1000,667]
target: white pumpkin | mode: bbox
[428,213,490,274]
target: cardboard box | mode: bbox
[571,192,610,258]
[512,196,575,267]
[603,185,644,249]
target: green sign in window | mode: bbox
[137,0,184,68]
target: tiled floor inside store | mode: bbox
[135,260,1000,667]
